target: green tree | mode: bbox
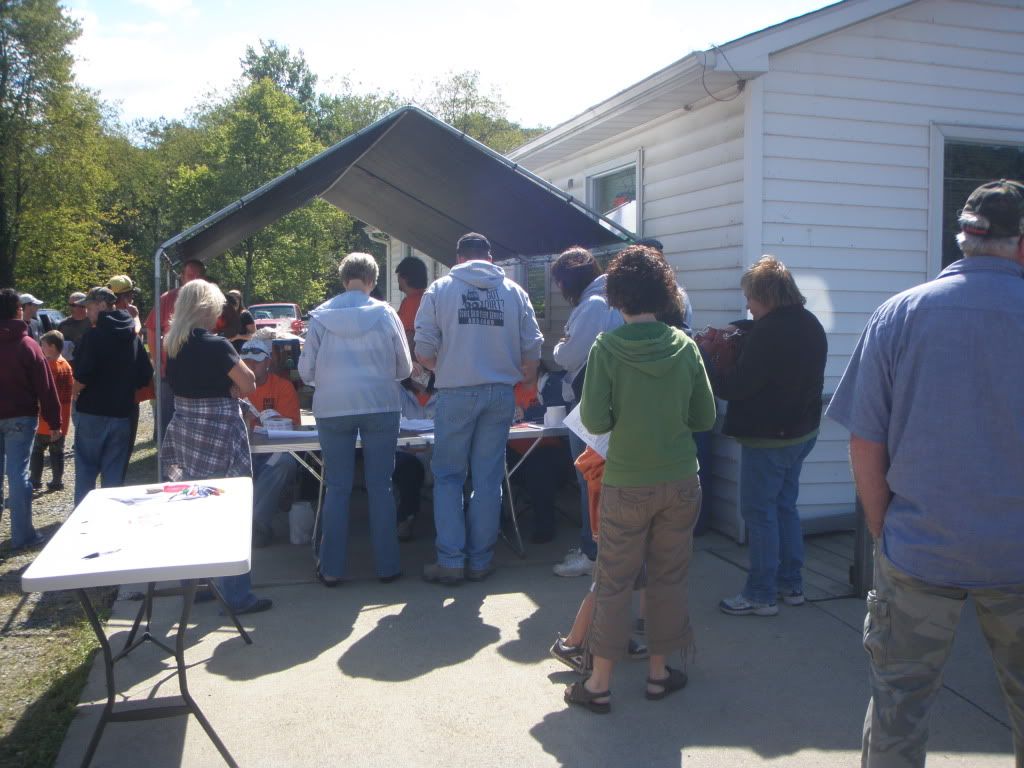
[168,78,350,307]
[0,0,79,287]
[420,70,546,153]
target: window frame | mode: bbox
[585,150,643,237]
[928,123,1024,277]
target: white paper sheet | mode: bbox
[253,427,319,440]
[562,405,608,458]
[400,418,434,432]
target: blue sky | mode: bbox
[64,0,834,128]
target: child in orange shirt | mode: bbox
[31,330,74,491]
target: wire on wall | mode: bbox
[699,44,746,102]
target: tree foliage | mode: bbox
[1,17,547,310]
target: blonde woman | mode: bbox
[161,278,271,614]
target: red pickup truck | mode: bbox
[248,303,305,336]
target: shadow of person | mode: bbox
[204,586,362,681]
[338,589,499,682]
[529,697,691,768]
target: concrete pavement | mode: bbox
[53,514,1018,767]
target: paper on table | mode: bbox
[253,426,319,440]
[562,405,608,458]
[400,418,434,432]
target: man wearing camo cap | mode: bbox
[828,179,1024,767]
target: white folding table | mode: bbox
[250,420,569,559]
[22,477,255,768]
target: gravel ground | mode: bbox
[0,405,160,764]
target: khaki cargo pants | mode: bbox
[589,475,701,661]
[862,549,1024,768]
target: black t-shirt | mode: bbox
[167,329,239,399]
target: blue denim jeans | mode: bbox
[251,452,297,533]
[317,411,401,580]
[74,412,132,507]
[1,416,38,548]
[740,437,817,604]
[431,384,515,570]
[568,432,598,560]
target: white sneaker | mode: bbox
[719,593,779,616]
[553,549,595,577]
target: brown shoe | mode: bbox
[422,562,464,585]
[465,564,495,582]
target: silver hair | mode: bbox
[956,232,1021,260]
[165,280,226,358]
[339,252,378,287]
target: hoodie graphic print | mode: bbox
[414,260,543,389]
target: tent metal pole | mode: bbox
[152,245,166,481]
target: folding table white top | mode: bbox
[22,477,253,592]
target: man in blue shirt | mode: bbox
[828,179,1024,767]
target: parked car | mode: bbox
[38,308,66,327]
[248,303,305,336]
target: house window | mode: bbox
[590,164,637,234]
[942,141,1024,267]
[527,262,547,319]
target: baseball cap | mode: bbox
[108,275,135,295]
[239,338,273,361]
[68,292,87,307]
[86,286,117,305]
[19,293,43,306]
[456,232,491,254]
[960,179,1024,239]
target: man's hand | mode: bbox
[229,384,242,399]
[48,432,63,444]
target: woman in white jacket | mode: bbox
[550,247,623,578]
[299,253,412,586]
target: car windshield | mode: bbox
[251,305,296,319]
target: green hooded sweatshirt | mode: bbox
[580,322,716,487]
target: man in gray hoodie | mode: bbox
[414,233,543,583]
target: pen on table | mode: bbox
[82,549,121,559]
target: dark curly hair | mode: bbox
[550,246,601,306]
[605,245,678,317]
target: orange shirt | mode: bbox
[38,357,73,436]
[397,289,425,334]
[246,373,300,428]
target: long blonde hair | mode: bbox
[165,279,225,358]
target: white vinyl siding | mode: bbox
[759,0,1024,521]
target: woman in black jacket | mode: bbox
[713,256,827,617]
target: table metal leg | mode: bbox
[114,582,175,661]
[501,435,544,559]
[74,583,241,767]
[76,590,116,768]
[176,581,240,768]
[206,580,252,645]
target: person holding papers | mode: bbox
[299,253,412,586]
[564,245,715,714]
[240,332,299,548]
[550,247,623,578]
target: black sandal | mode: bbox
[645,666,688,700]
[564,680,611,714]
